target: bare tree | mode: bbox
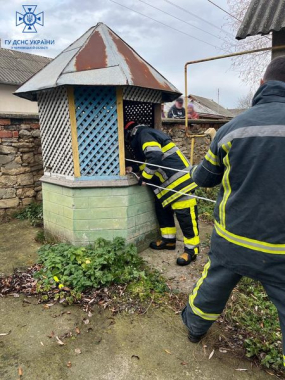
[224,0,271,88]
[237,91,253,109]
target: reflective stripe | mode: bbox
[283,355,285,367]
[189,260,220,321]
[162,147,179,159]
[155,171,165,183]
[161,227,176,239]
[177,150,190,167]
[139,164,146,171]
[144,166,157,175]
[215,221,285,254]
[221,142,232,154]
[162,183,197,207]
[171,198,197,210]
[190,204,199,241]
[144,146,162,153]
[184,236,200,247]
[157,174,191,199]
[162,142,176,153]
[219,151,231,227]
[218,125,285,149]
[142,141,161,152]
[142,171,153,180]
[205,149,220,166]
[154,171,186,195]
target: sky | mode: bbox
[0,0,254,108]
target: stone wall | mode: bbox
[0,115,43,220]
[161,119,229,164]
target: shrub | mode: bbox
[15,202,43,226]
[35,238,166,294]
[196,187,219,223]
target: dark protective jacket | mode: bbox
[167,105,185,119]
[192,80,285,285]
[131,126,197,208]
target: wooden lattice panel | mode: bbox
[123,87,162,103]
[75,86,119,177]
[38,87,74,177]
[124,101,154,126]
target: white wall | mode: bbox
[0,84,38,114]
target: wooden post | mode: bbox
[116,87,126,176]
[67,87,81,178]
[154,103,162,130]
[272,30,285,60]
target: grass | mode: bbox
[196,187,219,223]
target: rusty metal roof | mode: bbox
[0,48,51,85]
[236,0,285,40]
[15,23,181,101]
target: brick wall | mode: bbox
[162,119,229,164]
[0,115,43,220]
[42,182,158,251]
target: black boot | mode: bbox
[176,252,197,266]
[188,330,206,343]
[149,238,176,251]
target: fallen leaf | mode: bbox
[208,349,215,360]
[219,348,227,353]
[131,355,140,360]
[235,369,248,371]
[47,331,55,339]
[18,367,23,376]
[67,361,72,368]
[88,311,93,318]
[75,348,82,354]
[181,361,188,366]
[55,336,65,346]
[75,327,80,335]
[83,318,89,325]
[13,293,20,298]
[40,342,44,346]
[0,331,11,336]
[164,349,172,355]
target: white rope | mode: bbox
[126,158,190,174]
[130,172,216,204]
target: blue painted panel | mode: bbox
[74,86,120,177]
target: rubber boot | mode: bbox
[149,238,176,251]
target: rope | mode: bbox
[129,172,216,204]
[126,158,190,174]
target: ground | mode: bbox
[0,219,273,380]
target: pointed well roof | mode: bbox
[15,22,181,102]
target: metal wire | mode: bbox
[130,172,216,204]
[126,158,190,174]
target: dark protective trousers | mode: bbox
[182,252,285,365]
[155,197,200,255]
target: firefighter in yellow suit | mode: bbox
[125,121,199,266]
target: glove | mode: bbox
[137,177,147,186]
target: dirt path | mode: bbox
[0,219,273,380]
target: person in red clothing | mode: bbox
[187,103,199,120]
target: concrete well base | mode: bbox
[42,181,159,251]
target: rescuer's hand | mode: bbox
[205,128,217,141]
[126,166,133,174]
[138,177,146,186]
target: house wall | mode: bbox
[0,84,39,114]
[0,115,43,220]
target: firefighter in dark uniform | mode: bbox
[125,121,199,266]
[182,57,285,368]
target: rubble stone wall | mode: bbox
[161,120,228,164]
[0,116,43,220]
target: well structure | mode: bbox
[15,22,180,250]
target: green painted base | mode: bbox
[42,182,159,251]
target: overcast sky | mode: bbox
[0,0,254,108]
